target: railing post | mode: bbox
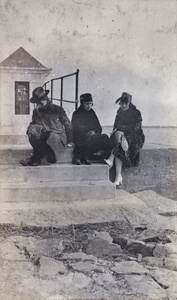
[60,77,63,107]
[75,69,79,110]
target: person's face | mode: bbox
[119,100,130,111]
[36,98,48,108]
[82,101,93,111]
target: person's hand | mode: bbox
[87,130,95,137]
[66,143,74,148]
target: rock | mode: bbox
[112,237,127,248]
[83,237,122,258]
[0,239,27,261]
[89,230,113,243]
[124,274,168,300]
[126,239,155,257]
[134,190,177,214]
[111,260,149,275]
[39,256,68,277]
[59,252,97,262]
[12,236,64,259]
[139,229,172,243]
[164,258,177,271]
[150,267,177,297]
[69,261,104,274]
[142,257,164,267]
[153,242,177,257]
[22,271,92,297]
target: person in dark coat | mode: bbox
[20,86,73,166]
[71,93,110,165]
[104,92,145,185]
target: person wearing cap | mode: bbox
[20,86,73,166]
[104,92,145,185]
[71,93,110,165]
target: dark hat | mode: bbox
[80,93,93,103]
[115,92,132,104]
[30,87,50,103]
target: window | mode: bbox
[15,81,29,115]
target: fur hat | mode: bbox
[30,87,50,103]
[115,92,132,104]
[80,93,93,103]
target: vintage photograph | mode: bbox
[0,0,177,299]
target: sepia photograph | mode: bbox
[0,0,177,299]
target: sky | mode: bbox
[0,0,177,126]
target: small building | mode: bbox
[0,47,52,134]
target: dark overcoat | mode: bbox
[111,103,145,164]
[72,106,102,144]
[27,102,73,161]
[71,106,110,159]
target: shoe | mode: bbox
[104,159,113,168]
[29,158,41,166]
[19,158,32,166]
[72,158,81,165]
[114,176,122,186]
[83,159,91,165]
[47,156,56,163]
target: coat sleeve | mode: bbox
[59,108,73,143]
[26,110,37,134]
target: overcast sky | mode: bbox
[0,0,177,126]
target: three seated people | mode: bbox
[20,87,145,186]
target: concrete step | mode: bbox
[0,163,109,183]
[0,134,28,145]
[0,180,115,202]
[0,190,156,228]
[0,147,73,165]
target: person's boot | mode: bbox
[82,156,91,165]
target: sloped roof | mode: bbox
[0,47,49,69]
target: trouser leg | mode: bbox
[28,130,50,162]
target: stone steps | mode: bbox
[0,190,155,227]
[0,180,115,202]
[0,134,116,202]
[0,163,109,183]
[0,147,73,165]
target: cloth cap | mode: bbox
[30,87,50,103]
[80,93,93,103]
[115,92,132,104]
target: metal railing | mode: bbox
[43,69,79,111]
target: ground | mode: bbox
[120,148,177,200]
[0,148,177,300]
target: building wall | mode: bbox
[0,0,176,127]
[0,70,49,133]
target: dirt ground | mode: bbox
[116,148,177,201]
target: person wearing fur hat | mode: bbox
[71,93,110,165]
[104,92,145,185]
[20,86,73,166]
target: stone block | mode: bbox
[39,256,68,277]
[83,237,122,258]
[69,261,104,274]
[142,257,164,267]
[153,242,177,257]
[111,260,149,275]
[126,239,155,257]
[164,257,177,271]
